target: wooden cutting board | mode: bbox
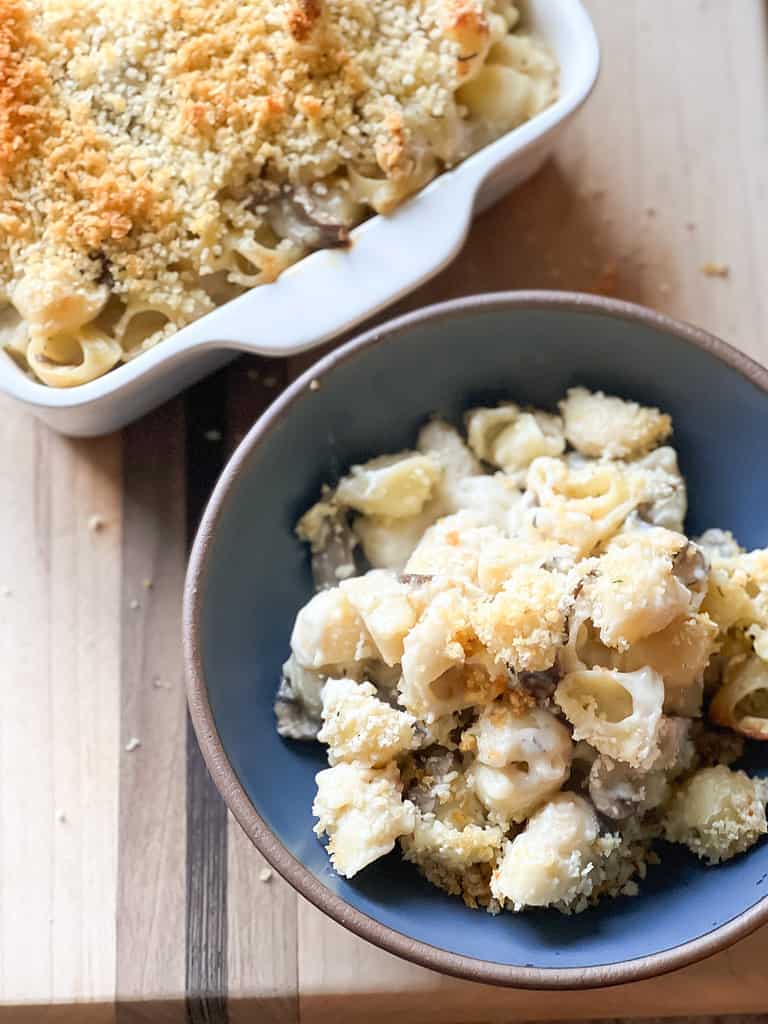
[2,1,768,1020]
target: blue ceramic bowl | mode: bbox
[184,292,768,988]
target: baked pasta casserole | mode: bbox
[0,0,557,387]
[276,388,768,914]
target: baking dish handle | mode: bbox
[183,149,501,359]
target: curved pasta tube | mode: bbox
[317,677,414,766]
[340,570,419,666]
[417,418,481,480]
[526,457,642,556]
[471,564,568,673]
[400,587,472,714]
[13,268,108,336]
[663,765,768,864]
[555,667,664,769]
[399,587,504,720]
[404,512,500,582]
[226,235,300,287]
[488,32,558,84]
[27,329,122,387]
[469,702,572,822]
[490,793,600,911]
[290,588,377,670]
[710,655,768,740]
[114,305,176,355]
[401,816,502,873]
[583,531,705,650]
[476,534,576,595]
[465,404,564,480]
[558,387,671,460]
[335,453,442,518]
[559,602,615,675]
[703,548,768,634]
[466,403,522,461]
[354,506,439,573]
[0,304,30,362]
[347,159,436,215]
[618,613,718,717]
[458,64,543,130]
[632,447,687,533]
[312,761,415,878]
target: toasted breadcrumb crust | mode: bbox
[0,0,557,384]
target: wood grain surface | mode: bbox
[1,0,768,1019]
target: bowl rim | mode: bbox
[183,290,768,990]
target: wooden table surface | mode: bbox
[2,1,768,1020]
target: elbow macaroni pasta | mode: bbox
[276,387,768,914]
[1,0,557,387]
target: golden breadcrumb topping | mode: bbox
[0,0,557,385]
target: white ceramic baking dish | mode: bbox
[1,0,598,436]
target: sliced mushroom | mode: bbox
[651,716,694,776]
[361,659,402,706]
[689,720,745,767]
[516,665,561,701]
[588,756,667,820]
[267,189,350,251]
[299,502,361,590]
[672,540,709,597]
[403,745,461,814]
[274,654,325,740]
[89,249,114,288]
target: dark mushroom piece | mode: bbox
[516,665,561,701]
[89,249,114,289]
[689,720,745,768]
[301,502,361,591]
[274,654,325,740]
[672,540,709,595]
[588,757,666,820]
[267,189,351,252]
[653,716,694,774]
[403,746,461,814]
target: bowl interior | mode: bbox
[194,301,768,972]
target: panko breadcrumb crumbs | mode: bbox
[0,0,557,386]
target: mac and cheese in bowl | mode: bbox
[276,388,768,914]
[0,0,556,387]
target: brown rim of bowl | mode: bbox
[184,290,768,991]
